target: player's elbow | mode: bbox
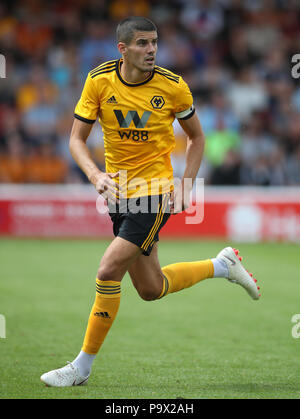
[188,133,205,150]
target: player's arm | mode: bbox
[170,112,205,213]
[69,118,121,203]
[70,72,121,202]
[179,111,205,184]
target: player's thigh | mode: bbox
[128,243,164,299]
[98,236,142,282]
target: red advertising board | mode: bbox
[0,185,112,238]
[0,185,300,242]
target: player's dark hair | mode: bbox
[116,16,157,45]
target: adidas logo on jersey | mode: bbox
[107,95,118,104]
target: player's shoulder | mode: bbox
[154,65,181,84]
[89,59,118,80]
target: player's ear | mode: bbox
[117,42,127,56]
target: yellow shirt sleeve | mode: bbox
[174,77,194,120]
[74,73,99,123]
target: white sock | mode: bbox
[211,258,229,278]
[72,351,96,377]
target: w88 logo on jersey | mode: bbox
[114,110,151,141]
[118,130,149,142]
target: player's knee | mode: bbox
[97,264,119,282]
[138,285,162,301]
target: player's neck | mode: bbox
[120,60,152,84]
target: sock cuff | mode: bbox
[211,258,228,278]
[156,274,170,299]
[96,278,121,298]
[206,259,215,278]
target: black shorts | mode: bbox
[108,194,170,256]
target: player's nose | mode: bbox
[147,43,156,54]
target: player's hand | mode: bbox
[91,172,123,205]
[169,181,192,214]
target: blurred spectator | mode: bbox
[15,5,53,61]
[79,19,117,76]
[109,0,150,21]
[210,149,241,185]
[239,112,277,165]
[180,0,225,40]
[198,90,240,134]
[202,104,240,168]
[282,112,300,155]
[244,6,280,57]
[0,134,27,183]
[196,50,232,92]
[205,128,240,168]
[21,88,59,146]
[225,67,268,122]
[26,142,68,184]
[16,65,58,113]
[0,0,300,186]
[224,25,257,72]
[156,23,193,71]
[241,144,287,186]
[267,145,287,185]
[286,145,300,185]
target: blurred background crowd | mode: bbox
[0,0,300,186]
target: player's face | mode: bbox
[125,31,158,72]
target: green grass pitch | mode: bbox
[1,238,300,399]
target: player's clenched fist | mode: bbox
[91,172,123,204]
[169,180,192,214]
